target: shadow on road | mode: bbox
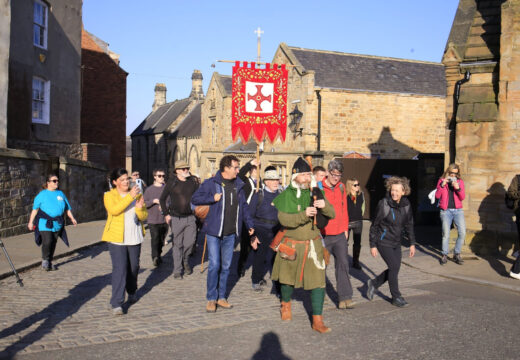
[252,331,292,360]
[0,273,111,358]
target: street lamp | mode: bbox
[288,104,303,138]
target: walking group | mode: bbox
[27,155,520,333]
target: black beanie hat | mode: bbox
[292,157,311,174]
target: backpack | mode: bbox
[382,199,410,220]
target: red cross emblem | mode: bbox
[247,85,272,111]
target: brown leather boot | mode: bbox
[312,315,331,333]
[280,301,292,321]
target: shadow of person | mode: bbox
[252,332,292,360]
[55,242,108,267]
[471,182,515,277]
[129,248,173,309]
[0,273,111,358]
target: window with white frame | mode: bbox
[32,77,50,124]
[33,1,48,49]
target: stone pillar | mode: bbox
[152,83,167,111]
[0,0,10,148]
[190,70,204,100]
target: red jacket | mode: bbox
[320,181,349,236]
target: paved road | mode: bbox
[1,228,519,359]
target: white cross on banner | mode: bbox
[245,82,273,113]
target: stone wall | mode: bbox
[0,148,108,238]
[7,139,83,160]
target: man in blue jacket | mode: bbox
[191,155,255,312]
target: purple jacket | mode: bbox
[435,178,465,210]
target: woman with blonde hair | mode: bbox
[346,178,365,270]
[435,163,465,265]
[366,176,415,307]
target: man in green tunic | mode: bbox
[271,157,335,333]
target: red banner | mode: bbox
[231,61,288,144]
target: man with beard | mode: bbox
[191,155,255,312]
[160,161,199,279]
[271,157,335,333]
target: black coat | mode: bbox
[369,194,415,248]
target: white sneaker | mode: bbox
[510,271,520,280]
[112,307,124,316]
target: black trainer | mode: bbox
[391,296,408,307]
[453,253,464,265]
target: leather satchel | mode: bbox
[269,229,286,252]
[194,205,209,221]
[277,243,297,261]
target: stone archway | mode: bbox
[188,144,200,175]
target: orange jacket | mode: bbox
[320,181,349,236]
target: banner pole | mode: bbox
[256,142,260,192]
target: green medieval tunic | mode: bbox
[271,184,335,290]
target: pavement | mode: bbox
[0,220,519,358]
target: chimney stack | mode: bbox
[152,83,167,111]
[190,70,204,100]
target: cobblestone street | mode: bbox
[0,231,445,358]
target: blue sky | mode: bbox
[82,0,459,135]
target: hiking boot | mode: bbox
[453,253,464,265]
[252,283,263,292]
[280,301,292,321]
[440,254,448,265]
[184,261,193,275]
[391,296,409,308]
[338,299,356,309]
[311,315,331,333]
[153,257,160,267]
[206,300,217,313]
[217,299,233,309]
[366,279,375,300]
[173,273,183,280]
[112,307,124,316]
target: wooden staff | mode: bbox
[313,195,318,227]
[217,59,298,68]
[255,142,260,192]
[200,235,207,273]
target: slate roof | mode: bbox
[169,103,201,138]
[220,75,232,95]
[288,46,446,97]
[223,139,257,153]
[131,98,191,136]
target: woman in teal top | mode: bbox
[28,174,77,271]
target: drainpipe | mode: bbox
[315,90,322,152]
[449,70,471,163]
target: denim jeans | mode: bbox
[440,209,466,255]
[206,234,236,301]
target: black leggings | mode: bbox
[40,231,59,262]
[373,245,402,299]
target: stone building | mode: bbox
[81,29,128,169]
[0,0,9,148]
[200,44,446,193]
[442,0,520,254]
[7,0,83,158]
[131,70,204,183]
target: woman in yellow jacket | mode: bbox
[102,168,148,315]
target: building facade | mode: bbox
[131,70,203,184]
[442,0,520,253]
[81,29,128,169]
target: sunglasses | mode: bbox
[329,173,342,178]
[48,179,59,183]
[155,174,165,178]
[353,184,360,187]
[178,168,190,171]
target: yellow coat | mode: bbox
[102,188,148,243]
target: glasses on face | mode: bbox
[352,184,360,187]
[155,174,165,178]
[178,168,189,171]
[329,173,342,178]
[48,179,59,183]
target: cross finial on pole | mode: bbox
[254,27,263,64]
